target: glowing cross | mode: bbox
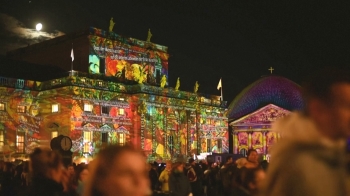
[268,67,274,74]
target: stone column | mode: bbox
[233,131,239,154]
[163,107,168,159]
[262,131,267,155]
[186,110,191,156]
[248,131,253,149]
[151,107,156,155]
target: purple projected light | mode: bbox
[228,75,304,120]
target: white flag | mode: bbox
[217,78,222,90]
[71,48,74,62]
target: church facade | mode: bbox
[227,75,304,160]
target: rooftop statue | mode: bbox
[175,77,180,91]
[160,75,167,88]
[194,81,199,93]
[109,17,115,32]
[146,28,152,42]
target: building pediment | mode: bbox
[230,104,290,128]
[116,126,129,134]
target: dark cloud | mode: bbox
[0,13,64,54]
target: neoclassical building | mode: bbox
[227,75,304,159]
[0,27,228,162]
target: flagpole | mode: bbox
[220,78,223,101]
[71,43,73,75]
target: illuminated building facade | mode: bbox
[1,27,228,161]
[227,75,304,159]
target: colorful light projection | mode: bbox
[0,87,42,155]
[266,131,277,154]
[227,75,304,121]
[89,27,169,86]
[231,104,288,156]
[198,109,229,154]
[89,55,100,74]
[140,101,228,160]
[0,76,228,161]
[69,87,136,156]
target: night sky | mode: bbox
[1,0,350,103]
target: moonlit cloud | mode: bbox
[0,13,65,54]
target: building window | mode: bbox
[98,81,103,86]
[102,132,108,143]
[119,108,124,115]
[101,106,110,115]
[51,131,58,139]
[16,79,24,89]
[81,78,86,83]
[168,135,174,152]
[16,132,25,153]
[118,133,125,146]
[0,103,5,111]
[52,104,59,113]
[207,139,211,152]
[17,106,26,113]
[118,98,124,101]
[0,131,4,147]
[83,131,92,153]
[84,103,93,112]
[87,80,93,86]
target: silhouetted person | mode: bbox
[261,68,350,196]
[169,162,192,196]
[2,162,15,196]
[28,148,65,196]
[232,167,265,196]
[149,162,159,192]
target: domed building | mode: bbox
[228,75,304,159]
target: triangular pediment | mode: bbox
[116,126,129,134]
[100,124,112,131]
[230,104,290,127]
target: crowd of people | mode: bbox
[0,68,349,196]
[0,145,151,196]
[0,150,90,196]
[0,146,266,196]
[149,149,267,196]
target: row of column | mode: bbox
[233,131,281,155]
[143,106,199,158]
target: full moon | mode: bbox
[36,23,42,31]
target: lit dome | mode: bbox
[227,75,304,121]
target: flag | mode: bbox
[217,78,222,90]
[71,48,74,62]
